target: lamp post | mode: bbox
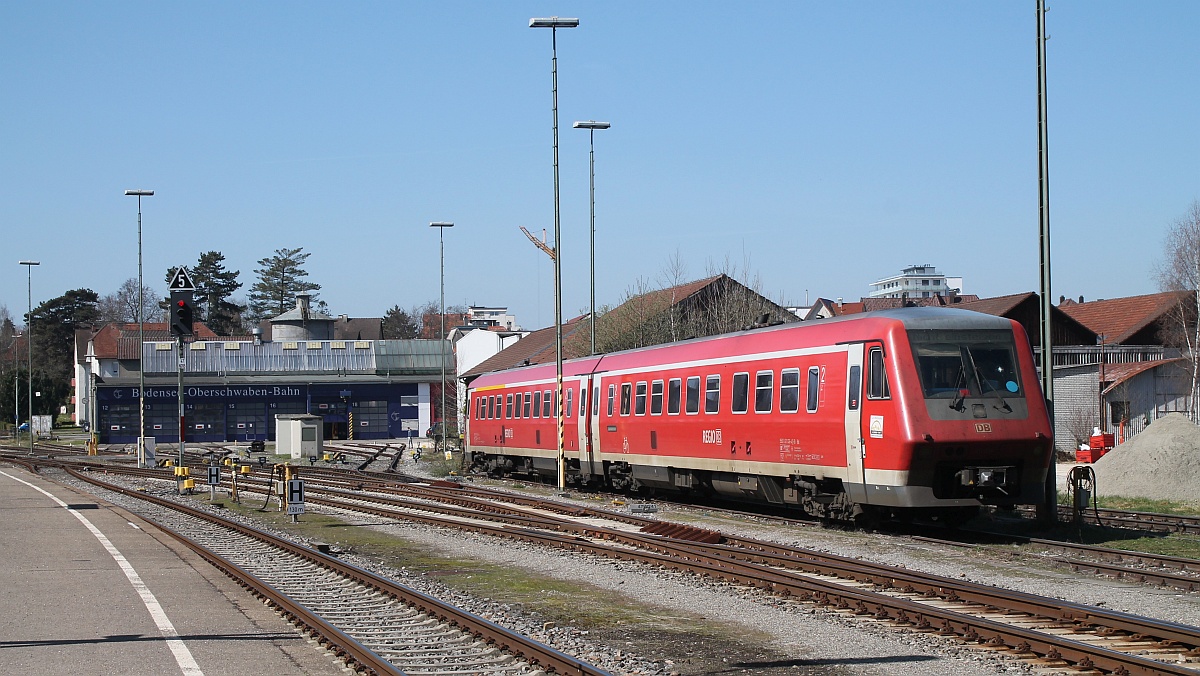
[572,120,610,355]
[125,189,153,467]
[430,222,454,451]
[530,16,579,491]
[19,260,39,454]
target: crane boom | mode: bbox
[520,226,556,260]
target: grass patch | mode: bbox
[193,491,753,636]
[1057,490,1200,516]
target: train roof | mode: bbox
[469,307,1016,386]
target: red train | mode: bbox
[465,308,1053,524]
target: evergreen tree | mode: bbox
[382,305,420,339]
[28,289,100,409]
[246,248,321,322]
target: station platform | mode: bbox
[0,465,343,675]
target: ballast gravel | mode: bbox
[52,457,1200,676]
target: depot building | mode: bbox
[74,295,451,445]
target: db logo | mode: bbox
[974,423,993,433]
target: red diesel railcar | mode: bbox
[466,308,1052,524]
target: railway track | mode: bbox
[201,467,1200,675]
[18,451,1200,673]
[4,456,609,676]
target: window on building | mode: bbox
[780,368,800,413]
[755,371,773,413]
[650,380,664,415]
[732,372,750,414]
[667,378,682,414]
[686,376,701,414]
[705,375,720,414]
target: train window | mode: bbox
[580,386,587,416]
[705,375,720,414]
[651,380,664,415]
[620,383,632,416]
[544,389,553,418]
[732,372,750,414]
[506,393,514,418]
[495,395,501,418]
[806,367,820,413]
[566,388,573,418]
[848,365,861,410]
[667,378,682,415]
[484,396,492,419]
[523,392,532,418]
[755,371,773,413]
[780,369,800,413]
[635,382,648,416]
[867,348,891,399]
[607,384,615,416]
[533,391,543,418]
[594,385,600,416]
[685,376,701,414]
[475,397,482,420]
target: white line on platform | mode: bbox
[0,470,204,676]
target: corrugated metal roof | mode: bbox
[141,338,450,376]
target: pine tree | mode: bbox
[382,305,420,339]
[246,248,321,322]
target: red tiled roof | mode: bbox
[838,294,981,314]
[956,292,1033,316]
[1059,291,1191,344]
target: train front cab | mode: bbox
[849,321,1052,522]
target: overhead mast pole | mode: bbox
[1035,0,1056,525]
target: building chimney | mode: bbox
[251,327,263,345]
[1078,295,1084,303]
[836,297,843,308]
[297,293,311,321]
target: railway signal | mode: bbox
[169,290,195,337]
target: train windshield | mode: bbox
[909,329,1023,400]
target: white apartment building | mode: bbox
[869,264,963,299]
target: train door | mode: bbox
[844,345,869,504]
[576,377,594,478]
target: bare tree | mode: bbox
[1154,200,1200,420]
[99,278,161,324]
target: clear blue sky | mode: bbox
[2,2,1197,330]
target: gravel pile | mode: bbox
[1091,412,1200,501]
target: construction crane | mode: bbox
[520,226,555,261]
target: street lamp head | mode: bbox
[429,221,455,228]
[573,121,611,130]
[124,190,154,196]
[529,17,579,28]
[19,261,40,266]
